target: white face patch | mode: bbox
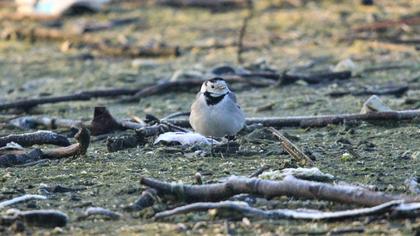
[201,79,230,96]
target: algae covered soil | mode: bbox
[0,0,420,235]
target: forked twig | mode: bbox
[269,127,314,166]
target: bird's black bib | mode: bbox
[204,91,227,106]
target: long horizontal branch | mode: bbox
[167,110,420,128]
[0,76,274,111]
[140,175,420,206]
[0,88,142,111]
[121,76,275,103]
[154,200,411,220]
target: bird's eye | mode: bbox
[211,85,214,88]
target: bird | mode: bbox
[189,77,245,138]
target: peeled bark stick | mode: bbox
[2,209,68,228]
[154,200,405,220]
[0,88,142,111]
[9,116,85,130]
[140,175,420,206]
[270,127,314,166]
[0,195,47,209]
[166,110,420,128]
[0,131,70,147]
[77,207,122,221]
[41,127,90,159]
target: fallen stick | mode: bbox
[125,188,159,212]
[0,131,70,147]
[0,127,90,167]
[352,16,420,32]
[76,207,122,221]
[106,124,171,152]
[0,194,47,209]
[0,76,273,111]
[121,76,275,103]
[90,107,144,136]
[9,116,85,130]
[1,209,68,228]
[167,110,420,128]
[282,70,352,84]
[270,127,314,166]
[328,85,409,97]
[41,127,90,159]
[0,87,143,111]
[157,0,246,11]
[154,200,407,220]
[2,26,180,58]
[140,175,420,206]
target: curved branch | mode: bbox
[0,131,70,147]
[154,200,408,220]
[140,175,420,206]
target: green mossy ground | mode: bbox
[0,0,419,235]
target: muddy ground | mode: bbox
[0,0,419,235]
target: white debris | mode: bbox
[154,132,218,146]
[332,58,360,75]
[259,167,335,182]
[16,0,109,16]
[360,95,393,114]
[0,142,24,151]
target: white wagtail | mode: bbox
[189,77,245,140]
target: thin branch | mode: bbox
[270,127,314,166]
[167,110,420,128]
[237,0,254,64]
[154,200,409,220]
[352,16,420,32]
[282,70,352,84]
[0,88,143,111]
[140,175,420,206]
[2,26,180,58]
[328,85,409,97]
[0,194,47,209]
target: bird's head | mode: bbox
[200,77,230,96]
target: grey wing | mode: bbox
[228,92,238,103]
[228,92,242,108]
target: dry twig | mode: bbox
[270,127,314,166]
[237,0,254,64]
